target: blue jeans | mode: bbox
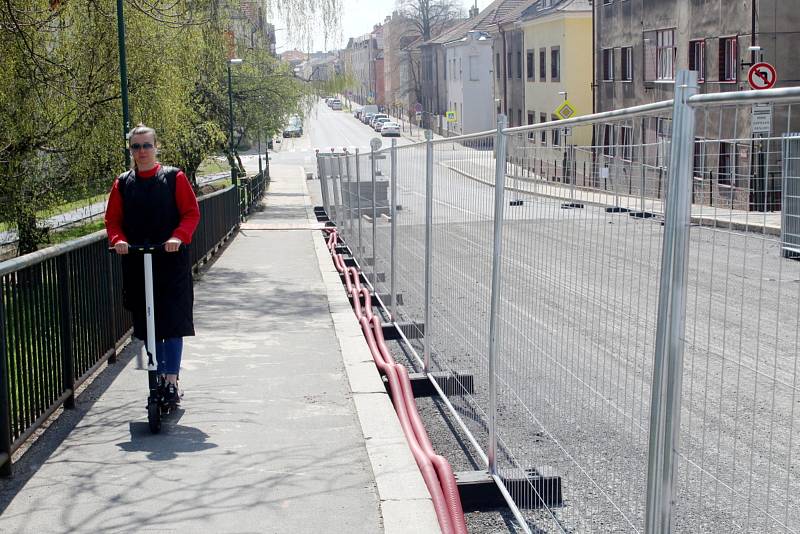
[156,337,183,375]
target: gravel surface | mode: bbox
[327,150,800,533]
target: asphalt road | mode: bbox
[311,104,800,533]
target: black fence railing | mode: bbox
[0,184,241,476]
[240,170,268,218]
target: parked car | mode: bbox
[361,104,379,118]
[380,121,400,137]
[362,112,375,125]
[282,116,303,138]
[373,117,391,131]
[329,99,342,110]
[354,109,362,120]
[369,113,388,128]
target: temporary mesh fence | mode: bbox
[316,74,800,534]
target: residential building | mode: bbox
[383,12,419,114]
[494,1,537,127]
[519,0,592,154]
[443,30,494,135]
[594,0,800,210]
[420,34,450,129]
[351,33,374,104]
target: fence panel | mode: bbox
[389,141,428,355]
[670,95,800,533]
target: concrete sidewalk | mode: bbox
[0,166,438,533]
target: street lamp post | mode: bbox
[227,58,243,187]
[115,0,131,167]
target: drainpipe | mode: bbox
[501,28,508,116]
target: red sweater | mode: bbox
[105,164,200,245]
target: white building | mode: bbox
[443,30,494,135]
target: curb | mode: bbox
[301,175,442,534]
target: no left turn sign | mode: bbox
[748,62,777,90]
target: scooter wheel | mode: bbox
[148,401,161,434]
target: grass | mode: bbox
[47,220,106,246]
[0,193,108,233]
[196,156,229,177]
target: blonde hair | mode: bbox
[127,124,158,170]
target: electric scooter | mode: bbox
[112,243,178,434]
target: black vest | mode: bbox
[117,165,195,339]
[117,165,180,246]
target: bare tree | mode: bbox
[396,0,464,41]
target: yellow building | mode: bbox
[514,0,593,182]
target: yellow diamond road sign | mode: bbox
[554,100,577,120]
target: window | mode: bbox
[495,53,501,79]
[719,37,738,82]
[507,52,513,79]
[718,141,734,185]
[656,29,676,80]
[693,138,706,179]
[458,57,462,79]
[621,47,633,81]
[516,51,522,79]
[602,48,614,81]
[689,40,705,82]
[552,115,560,146]
[603,0,612,4]
[539,48,546,81]
[518,110,523,128]
[602,124,616,158]
[526,51,534,80]
[620,125,633,161]
[540,113,547,143]
[527,112,535,139]
[551,47,560,82]
[469,56,479,81]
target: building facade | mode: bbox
[594,0,800,210]
[444,30,495,135]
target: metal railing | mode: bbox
[317,71,800,533]
[0,185,240,476]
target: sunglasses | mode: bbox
[130,143,154,151]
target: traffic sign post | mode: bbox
[414,102,423,113]
[446,110,457,123]
[748,62,777,90]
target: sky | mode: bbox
[275,0,495,53]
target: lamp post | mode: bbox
[227,58,244,187]
[115,0,131,167]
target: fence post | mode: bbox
[423,129,433,372]
[390,138,398,321]
[0,279,12,476]
[487,115,508,476]
[370,138,381,288]
[57,254,75,410]
[645,69,697,534]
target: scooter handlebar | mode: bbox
[108,243,183,254]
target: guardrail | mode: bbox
[317,72,800,533]
[0,184,241,476]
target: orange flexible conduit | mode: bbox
[324,228,467,534]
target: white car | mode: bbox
[380,121,400,137]
[373,117,391,131]
[330,99,342,110]
[369,113,388,128]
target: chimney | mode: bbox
[469,0,479,18]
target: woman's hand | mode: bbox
[165,237,182,252]
[114,241,129,255]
